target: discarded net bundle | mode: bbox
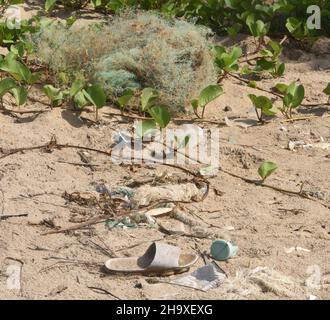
[33,11,218,112]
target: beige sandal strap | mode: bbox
[137,242,181,270]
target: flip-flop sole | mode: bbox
[104,254,198,275]
[103,267,190,277]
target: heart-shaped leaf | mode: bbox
[43,84,63,107]
[214,46,242,72]
[248,94,273,110]
[45,0,57,12]
[286,17,302,35]
[258,161,278,181]
[0,54,32,83]
[43,84,62,100]
[136,119,157,137]
[74,90,89,109]
[284,82,305,108]
[255,58,276,72]
[249,94,276,118]
[261,41,282,60]
[141,88,159,111]
[323,83,330,95]
[69,79,85,97]
[0,77,17,97]
[85,84,107,109]
[191,99,198,110]
[272,62,285,77]
[246,15,269,37]
[198,85,224,108]
[117,89,134,109]
[248,81,257,88]
[10,86,28,106]
[275,83,288,94]
[148,105,171,128]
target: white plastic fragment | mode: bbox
[285,246,311,254]
[144,207,173,217]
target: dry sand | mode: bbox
[0,3,330,300]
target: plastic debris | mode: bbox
[143,207,173,217]
[96,184,111,195]
[106,217,137,229]
[285,246,311,254]
[224,226,235,231]
[170,262,227,292]
[288,140,306,151]
[211,240,238,261]
[133,183,202,206]
[113,131,132,146]
[105,242,198,274]
[224,117,252,129]
[199,166,218,177]
[288,140,330,151]
[116,187,135,199]
[158,220,186,235]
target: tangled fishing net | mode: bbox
[218,266,308,299]
[33,11,218,112]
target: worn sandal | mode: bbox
[104,242,199,275]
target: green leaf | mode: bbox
[258,161,278,181]
[85,84,107,109]
[248,94,276,117]
[286,17,302,34]
[43,85,62,99]
[224,0,239,9]
[256,20,267,36]
[141,88,158,111]
[255,58,276,72]
[191,99,198,110]
[292,84,305,108]
[136,119,157,137]
[248,94,273,110]
[45,0,57,12]
[10,86,27,106]
[241,65,253,75]
[106,0,125,11]
[43,84,63,106]
[212,45,226,58]
[246,15,269,37]
[66,15,77,27]
[28,72,41,85]
[246,14,257,36]
[0,77,17,97]
[262,107,276,116]
[272,62,285,77]
[10,43,25,58]
[69,79,85,97]
[0,54,32,83]
[148,105,171,128]
[214,46,242,72]
[275,83,288,94]
[323,83,330,95]
[74,90,89,109]
[91,0,103,7]
[117,89,134,109]
[227,23,241,37]
[284,82,305,108]
[231,47,242,61]
[58,72,69,85]
[248,81,257,88]
[286,17,310,40]
[198,85,224,108]
[269,41,282,57]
